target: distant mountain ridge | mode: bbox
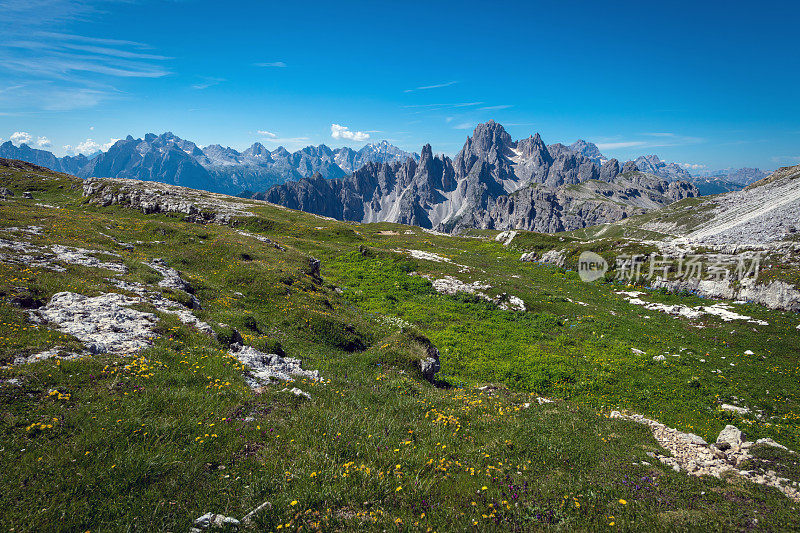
[0,135,419,195]
[260,121,699,233]
[0,131,767,198]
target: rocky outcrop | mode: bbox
[82,177,255,224]
[650,277,800,312]
[230,343,320,387]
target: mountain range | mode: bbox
[0,136,419,196]
[259,121,700,233]
[0,129,765,200]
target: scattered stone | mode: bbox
[721,404,751,415]
[230,344,319,387]
[755,438,791,451]
[631,348,645,355]
[717,425,743,447]
[0,187,13,198]
[51,245,127,273]
[241,501,272,527]
[281,387,311,399]
[611,412,800,500]
[192,512,240,531]
[653,355,666,361]
[22,191,33,199]
[83,177,255,224]
[520,251,537,262]
[495,230,517,246]
[14,346,84,365]
[147,258,191,292]
[617,291,769,325]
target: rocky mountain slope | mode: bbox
[588,164,800,245]
[262,121,698,233]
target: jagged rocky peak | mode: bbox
[600,158,621,181]
[569,139,606,164]
[468,120,515,157]
[622,160,640,173]
[243,142,273,160]
[271,146,291,158]
[516,133,552,164]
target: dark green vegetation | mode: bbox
[1,162,799,531]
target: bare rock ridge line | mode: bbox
[261,121,699,233]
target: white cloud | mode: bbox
[453,122,473,130]
[404,80,458,93]
[10,131,32,145]
[679,162,706,170]
[36,136,51,147]
[257,130,277,138]
[254,61,287,68]
[331,124,370,142]
[71,137,118,155]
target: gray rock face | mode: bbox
[263,122,698,234]
[622,160,640,173]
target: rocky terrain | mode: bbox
[261,121,699,233]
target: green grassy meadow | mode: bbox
[1,163,799,531]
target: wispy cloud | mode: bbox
[257,130,277,138]
[596,133,705,151]
[453,122,473,130]
[479,104,513,111]
[0,10,171,113]
[254,61,287,68]
[331,123,370,142]
[192,77,225,90]
[595,141,648,150]
[404,80,458,93]
[770,155,800,163]
[679,162,707,170]
[402,102,483,112]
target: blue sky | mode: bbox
[0,0,798,171]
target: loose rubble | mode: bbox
[616,291,769,325]
[0,239,127,274]
[417,274,526,311]
[230,343,320,388]
[610,412,800,500]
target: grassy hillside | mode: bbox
[1,160,799,531]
